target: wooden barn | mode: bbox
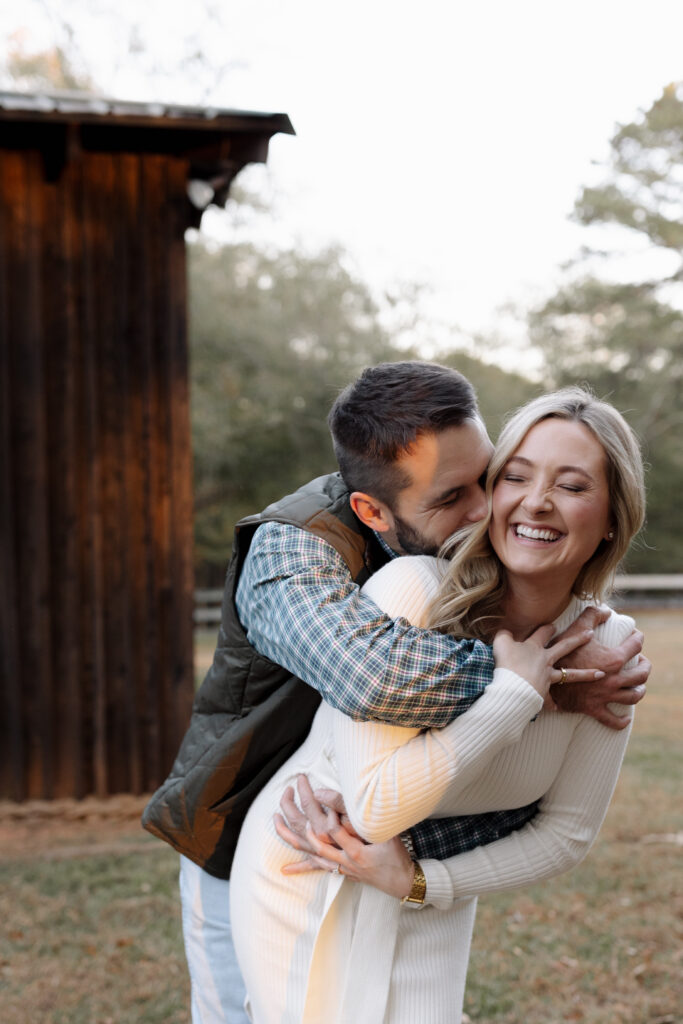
[0,91,294,802]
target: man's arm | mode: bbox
[236,522,494,729]
[237,524,599,730]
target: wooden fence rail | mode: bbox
[193,576,683,627]
[613,575,683,590]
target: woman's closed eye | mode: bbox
[558,476,592,493]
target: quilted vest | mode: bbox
[141,473,390,878]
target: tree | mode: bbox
[1,32,95,92]
[0,2,240,105]
[189,238,401,580]
[528,83,683,571]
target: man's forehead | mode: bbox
[405,417,491,458]
[446,414,490,444]
[405,419,492,496]
[435,418,493,464]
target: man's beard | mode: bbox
[392,513,440,557]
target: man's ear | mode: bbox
[349,491,394,533]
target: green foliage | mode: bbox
[188,239,400,578]
[433,350,541,440]
[576,82,683,251]
[529,83,683,571]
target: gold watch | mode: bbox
[401,860,426,905]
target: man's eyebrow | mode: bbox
[505,455,593,478]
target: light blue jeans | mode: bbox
[179,855,250,1023]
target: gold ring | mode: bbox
[559,667,568,685]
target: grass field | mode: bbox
[1,609,681,1023]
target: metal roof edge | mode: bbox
[0,90,295,136]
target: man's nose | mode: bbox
[465,486,489,523]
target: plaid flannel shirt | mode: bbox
[236,521,538,859]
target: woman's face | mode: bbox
[489,418,612,589]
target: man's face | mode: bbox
[384,418,493,555]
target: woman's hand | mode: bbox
[493,624,603,701]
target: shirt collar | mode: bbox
[373,530,400,560]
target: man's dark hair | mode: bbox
[328,360,479,506]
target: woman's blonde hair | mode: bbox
[428,387,646,641]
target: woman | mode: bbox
[230,387,645,1024]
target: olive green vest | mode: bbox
[142,473,390,878]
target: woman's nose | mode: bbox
[521,483,553,514]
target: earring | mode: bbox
[607,531,614,540]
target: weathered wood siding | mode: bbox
[0,147,195,799]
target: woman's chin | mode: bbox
[503,557,574,590]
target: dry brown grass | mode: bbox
[1,609,681,1023]
[0,799,186,1023]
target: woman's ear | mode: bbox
[349,491,394,533]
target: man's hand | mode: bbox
[275,775,414,899]
[274,775,360,860]
[551,607,649,729]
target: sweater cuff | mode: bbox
[421,858,456,911]
[489,666,544,721]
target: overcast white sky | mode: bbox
[3,0,683,359]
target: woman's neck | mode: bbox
[501,575,574,640]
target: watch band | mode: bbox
[399,830,416,858]
[401,860,426,905]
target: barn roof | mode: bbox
[0,90,295,214]
[0,90,294,136]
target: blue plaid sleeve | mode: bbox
[235,521,494,729]
[410,803,540,860]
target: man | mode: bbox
[143,361,648,1023]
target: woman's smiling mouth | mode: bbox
[512,524,563,543]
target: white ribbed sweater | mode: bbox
[344,555,634,910]
[230,555,634,1024]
